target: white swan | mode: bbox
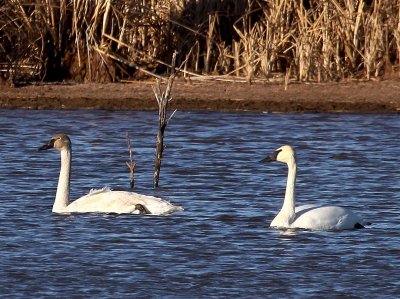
[262,145,366,230]
[38,133,183,215]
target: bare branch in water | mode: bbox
[126,132,136,189]
[153,51,178,188]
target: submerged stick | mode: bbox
[153,51,178,187]
[126,132,136,189]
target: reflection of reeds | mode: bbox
[1,0,399,83]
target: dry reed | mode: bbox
[1,0,399,84]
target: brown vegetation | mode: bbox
[1,79,399,113]
[1,0,400,84]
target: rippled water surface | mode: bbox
[1,110,399,298]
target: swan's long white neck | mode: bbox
[53,149,71,212]
[282,159,296,218]
[271,157,297,227]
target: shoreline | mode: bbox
[0,79,399,113]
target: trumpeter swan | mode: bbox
[262,145,366,231]
[38,133,183,215]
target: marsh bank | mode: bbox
[1,79,399,113]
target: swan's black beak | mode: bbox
[260,150,280,163]
[38,139,55,152]
[260,155,274,163]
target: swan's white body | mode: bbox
[264,145,366,231]
[56,187,181,215]
[39,134,183,215]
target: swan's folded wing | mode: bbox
[65,189,183,215]
[293,206,363,230]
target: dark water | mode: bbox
[1,110,399,298]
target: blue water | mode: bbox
[1,110,399,298]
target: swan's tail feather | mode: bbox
[357,220,372,228]
[160,205,184,216]
[354,222,365,229]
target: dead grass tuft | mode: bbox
[1,0,399,83]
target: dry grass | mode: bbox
[1,0,399,84]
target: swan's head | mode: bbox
[262,145,296,164]
[38,133,71,152]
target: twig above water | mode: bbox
[126,132,136,189]
[153,51,178,188]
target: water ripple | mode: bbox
[0,110,399,298]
